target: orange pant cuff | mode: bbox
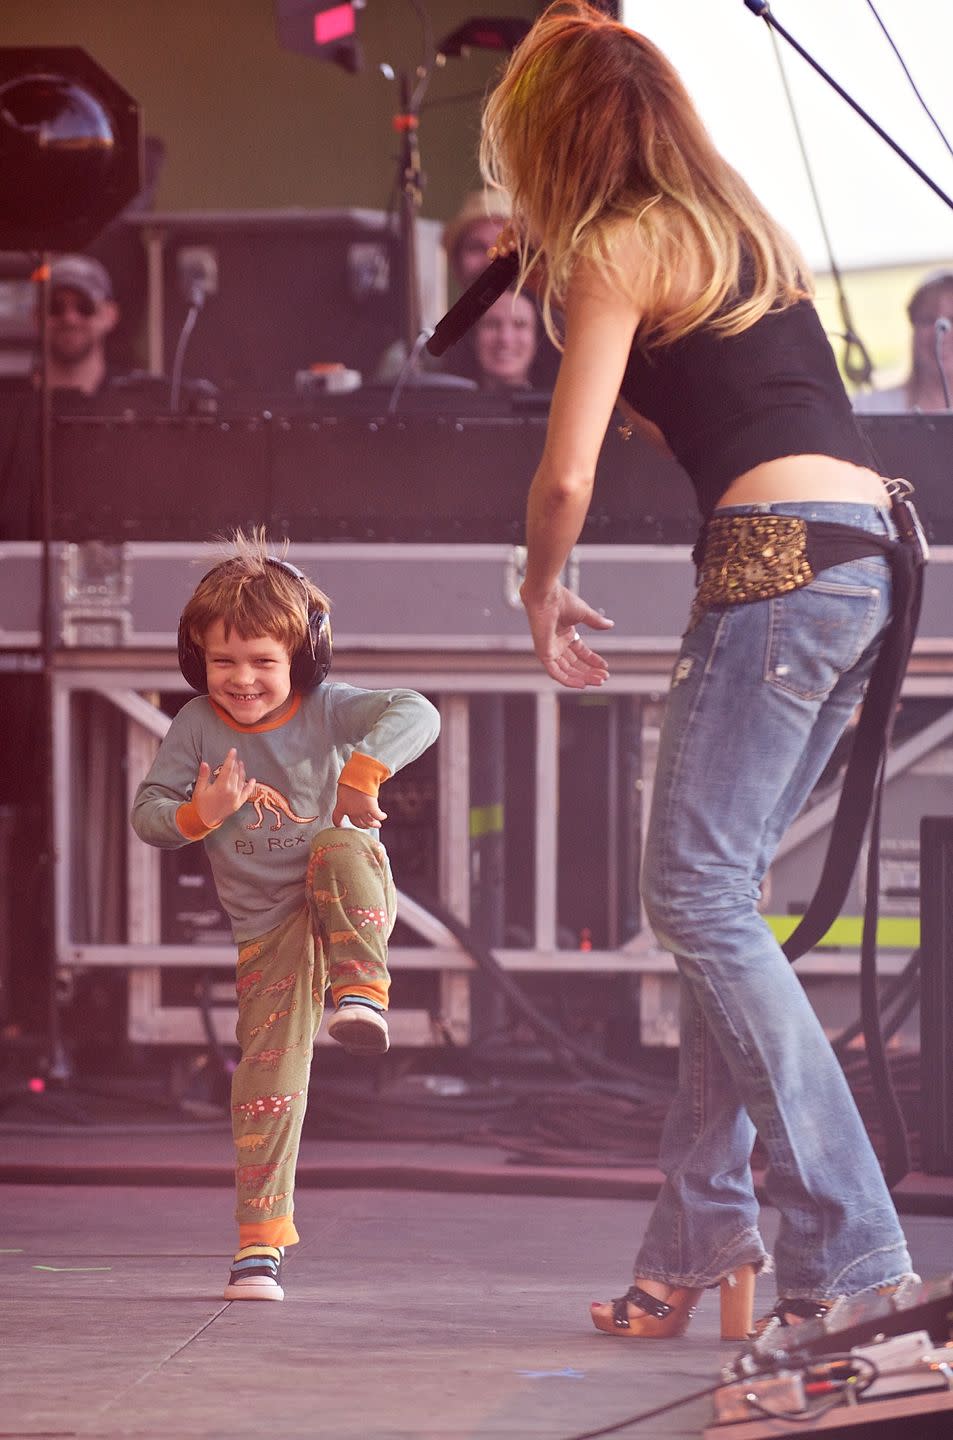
[330,982,389,1009]
[238,1215,299,1249]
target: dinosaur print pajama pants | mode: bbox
[230,827,395,1249]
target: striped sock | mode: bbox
[337,994,385,1012]
[224,1244,284,1301]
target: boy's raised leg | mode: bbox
[306,827,396,1052]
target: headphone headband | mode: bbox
[177,554,332,694]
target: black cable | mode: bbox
[859,781,912,1185]
[555,1356,865,1440]
[741,1359,878,1427]
[169,303,199,414]
[865,1,953,164]
[402,889,674,1097]
[405,0,435,114]
[558,1380,727,1440]
[831,949,919,1059]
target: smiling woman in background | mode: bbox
[473,287,539,391]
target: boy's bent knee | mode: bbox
[308,827,378,872]
[309,826,377,856]
[306,826,390,896]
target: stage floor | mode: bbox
[2,1169,952,1439]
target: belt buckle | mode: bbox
[890,486,929,566]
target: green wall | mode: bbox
[1,0,539,222]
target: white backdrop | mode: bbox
[621,0,953,270]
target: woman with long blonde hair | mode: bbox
[481,2,917,1340]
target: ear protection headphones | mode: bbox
[177,556,332,694]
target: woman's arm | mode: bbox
[520,258,644,686]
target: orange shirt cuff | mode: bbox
[175,800,221,840]
[339,751,391,798]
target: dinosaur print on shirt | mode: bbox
[211,768,319,832]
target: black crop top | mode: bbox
[619,296,876,518]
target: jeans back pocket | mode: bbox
[765,561,888,701]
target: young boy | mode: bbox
[131,532,440,1300]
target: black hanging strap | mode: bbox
[782,493,926,1186]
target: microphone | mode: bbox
[934,316,952,410]
[176,246,218,310]
[425,251,521,357]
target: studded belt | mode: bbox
[688,512,898,632]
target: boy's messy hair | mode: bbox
[179,528,330,656]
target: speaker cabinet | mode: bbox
[919,815,953,1175]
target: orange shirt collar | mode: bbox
[209,691,302,734]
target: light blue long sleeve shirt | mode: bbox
[131,682,440,941]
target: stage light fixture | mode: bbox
[436,17,532,59]
[0,46,141,253]
[275,1,364,74]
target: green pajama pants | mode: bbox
[230,827,396,1248]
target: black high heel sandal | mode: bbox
[591,1264,756,1341]
[749,1296,831,1339]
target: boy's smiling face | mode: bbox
[203,619,294,728]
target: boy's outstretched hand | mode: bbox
[333,782,386,830]
[193,748,257,828]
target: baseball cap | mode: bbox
[49,254,113,306]
[441,189,512,259]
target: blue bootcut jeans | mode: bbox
[637,501,914,1301]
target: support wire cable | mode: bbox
[865,0,953,164]
[767,25,873,386]
[743,2,953,216]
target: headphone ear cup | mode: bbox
[290,608,332,691]
[177,616,209,692]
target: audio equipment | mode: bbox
[6,409,946,547]
[711,1276,953,1438]
[731,1274,953,1375]
[920,816,953,1176]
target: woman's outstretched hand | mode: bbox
[519,580,613,689]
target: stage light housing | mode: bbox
[275,1,364,74]
[0,46,141,253]
[436,17,532,59]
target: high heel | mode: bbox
[719,1264,757,1341]
[749,1296,832,1341]
[590,1283,702,1338]
[590,1263,757,1341]
[749,1274,921,1341]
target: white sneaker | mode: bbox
[327,1003,390,1054]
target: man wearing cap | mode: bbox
[855,267,953,413]
[46,254,120,397]
[442,189,514,293]
[0,253,122,540]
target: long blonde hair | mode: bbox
[480,0,811,348]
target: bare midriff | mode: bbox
[716,453,891,510]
